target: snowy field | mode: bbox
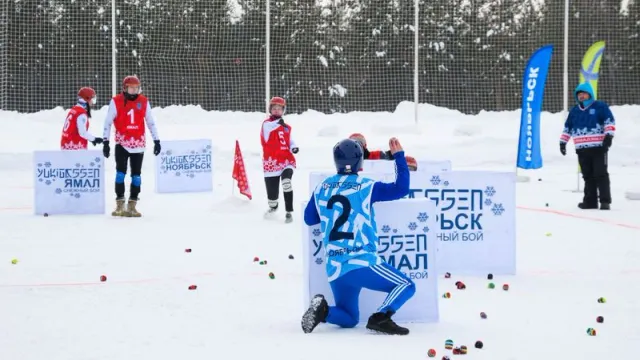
[1,102,640,360]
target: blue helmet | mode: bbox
[333,139,364,174]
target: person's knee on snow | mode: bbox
[337,305,359,328]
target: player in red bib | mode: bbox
[261,96,299,223]
[102,75,161,217]
[405,155,418,171]
[60,87,103,150]
[349,133,393,160]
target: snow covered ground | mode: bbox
[1,102,639,360]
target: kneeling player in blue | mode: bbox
[301,137,416,335]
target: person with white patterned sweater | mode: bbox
[102,75,161,217]
[559,82,615,210]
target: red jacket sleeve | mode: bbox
[368,150,393,160]
[368,150,383,160]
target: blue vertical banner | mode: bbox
[516,45,553,170]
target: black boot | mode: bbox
[600,203,611,210]
[301,294,328,334]
[578,202,598,209]
[366,311,409,335]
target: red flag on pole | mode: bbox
[232,140,252,200]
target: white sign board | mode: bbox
[33,150,105,215]
[155,139,213,193]
[407,171,516,275]
[362,159,452,173]
[308,170,517,275]
[303,198,439,323]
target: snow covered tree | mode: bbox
[8,0,111,111]
[347,0,414,112]
[269,0,329,113]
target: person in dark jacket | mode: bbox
[559,82,615,210]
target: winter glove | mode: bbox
[278,118,288,127]
[603,134,613,149]
[384,150,393,160]
[559,142,566,156]
[103,140,110,158]
[291,147,299,154]
[153,140,161,156]
[91,138,103,146]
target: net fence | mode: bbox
[7,0,112,112]
[117,0,266,112]
[2,0,639,114]
[0,0,7,110]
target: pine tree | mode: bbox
[232,0,267,111]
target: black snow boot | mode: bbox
[366,311,409,335]
[301,294,328,334]
[578,202,598,209]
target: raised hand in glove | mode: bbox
[559,142,566,156]
[91,138,103,146]
[153,140,161,156]
[291,147,299,154]
[103,140,110,158]
[278,118,287,127]
[603,134,613,149]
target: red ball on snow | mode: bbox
[502,283,509,291]
[100,275,107,282]
[253,256,259,262]
[427,349,436,357]
[188,285,197,290]
[185,248,192,253]
[596,316,604,323]
[444,272,451,278]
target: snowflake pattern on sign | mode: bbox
[160,146,212,179]
[485,198,493,206]
[491,203,505,216]
[37,156,102,199]
[430,175,441,186]
[408,222,418,231]
[315,258,323,265]
[115,132,146,149]
[381,225,391,233]
[417,212,429,222]
[484,186,496,197]
[443,180,449,187]
[423,226,430,233]
[312,228,321,237]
